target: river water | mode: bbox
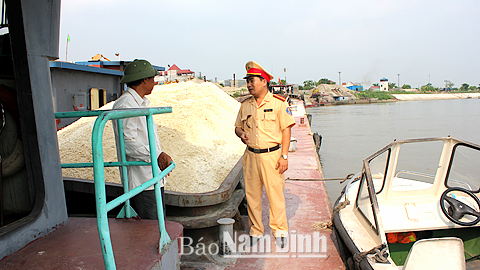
[307,98,480,205]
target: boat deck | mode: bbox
[1,100,345,270]
[226,100,344,269]
[0,218,183,269]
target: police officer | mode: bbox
[234,61,295,247]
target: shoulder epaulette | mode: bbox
[273,94,287,102]
[241,96,254,103]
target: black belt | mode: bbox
[247,145,280,154]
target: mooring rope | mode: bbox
[353,244,389,269]
[287,173,355,182]
[310,173,355,231]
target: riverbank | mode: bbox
[306,92,480,107]
[392,93,480,101]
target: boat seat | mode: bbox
[402,237,465,270]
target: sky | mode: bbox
[59,0,480,89]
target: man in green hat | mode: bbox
[113,59,173,219]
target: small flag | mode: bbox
[279,78,282,84]
[67,34,70,42]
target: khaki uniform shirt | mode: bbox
[235,91,295,149]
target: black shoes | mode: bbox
[249,235,287,248]
[250,236,260,246]
[276,236,286,248]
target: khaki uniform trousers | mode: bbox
[243,148,288,238]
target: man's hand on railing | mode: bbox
[158,152,173,176]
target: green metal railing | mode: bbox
[56,107,175,270]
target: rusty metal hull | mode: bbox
[63,158,246,230]
[164,158,246,229]
[164,158,244,207]
[167,189,244,229]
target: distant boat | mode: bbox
[305,102,319,108]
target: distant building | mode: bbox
[157,64,195,84]
[344,81,363,91]
[380,77,389,91]
[369,85,381,91]
[76,59,165,73]
[162,64,194,76]
[224,79,247,88]
[50,61,123,128]
[347,85,363,91]
[52,59,165,128]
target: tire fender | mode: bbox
[1,138,25,178]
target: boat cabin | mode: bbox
[334,137,480,269]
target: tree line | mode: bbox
[299,78,335,90]
[420,82,479,92]
[299,78,479,93]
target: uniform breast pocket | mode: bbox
[261,112,276,132]
[241,115,253,132]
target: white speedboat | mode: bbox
[333,137,480,270]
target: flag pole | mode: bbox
[66,34,70,61]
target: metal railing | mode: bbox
[56,107,175,270]
[1,0,7,29]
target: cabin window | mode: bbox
[367,148,391,194]
[391,140,444,191]
[356,146,392,232]
[356,172,378,232]
[446,143,480,193]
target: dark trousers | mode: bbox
[131,187,166,220]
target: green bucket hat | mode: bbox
[119,59,160,84]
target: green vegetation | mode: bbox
[460,83,470,91]
[445,80,454,89]
[230,88,247,98]
[355,90,394,100]
[417,82,480,93]
[448,88,479,93]
[389,89,409,94]
[318,78,335,85]
[421,83,436,92]
[300,80,315,90]
[299,78,335,90]
[297,77,480,97]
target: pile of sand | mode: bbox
[58,81,245,193]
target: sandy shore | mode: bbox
[392,93,480,101]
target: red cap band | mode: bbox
[246,68,271,82]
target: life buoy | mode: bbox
[0,84,25,178]
[1,138,24,177]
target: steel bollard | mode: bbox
[217,218,235,256]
